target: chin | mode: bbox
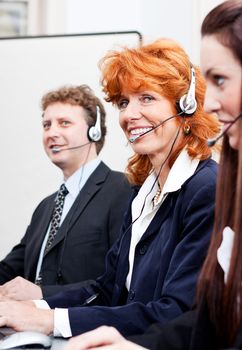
[132,144,153,154]
[51,156,65,167]
[229,137,239,151]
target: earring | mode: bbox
[183,123,191,135]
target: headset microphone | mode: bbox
[129,112,184,143]
[207,112,242,147]
[52,141,91,153]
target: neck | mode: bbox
[62,150,98,180]
[150,156,170,192]
[157,169,169,192]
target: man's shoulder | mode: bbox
[97,161,129,183]
[36,190,57,207]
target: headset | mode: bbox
[176,66,197,116]
[87,105,102,142]
[129,65,198,144]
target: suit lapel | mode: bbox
[26,193,56,278]
[114,193,176,296]
[139,191,178,243]
[45,162,110,253]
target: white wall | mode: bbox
[32,0,224,63]
[0,33,138,258]
[1,0,224,258]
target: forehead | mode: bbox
[43,102,86,120]
[200,35,241,76]
[121,88,162,97]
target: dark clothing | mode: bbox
[46,158,217,337]
[0,162,131,297]
[130,301,242,350]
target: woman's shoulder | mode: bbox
[186,158,218,187]
[196,158,218,176]
[180,158,218,199]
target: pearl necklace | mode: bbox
[153,186,162,207]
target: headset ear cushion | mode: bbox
[178,94,197,116]
[88,125,101,142]
[88,105,102,142]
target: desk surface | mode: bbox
[0,327,68,349]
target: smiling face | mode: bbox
[201,35,242,150]
[118,90,182,167]
[42,102,96,178]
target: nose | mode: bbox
[120,100,143,123]
[204,86,221,114]
[43,125,62,146]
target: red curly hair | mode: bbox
[100,38,220,185]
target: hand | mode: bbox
[0,300,54,335]
[64,326,147,350]
[0,277,43,300]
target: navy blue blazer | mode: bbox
[46,158,217,337]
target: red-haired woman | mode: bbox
[0,38,219,339]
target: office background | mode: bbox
[0,0,222,257]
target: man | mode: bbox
[0,85,131,299]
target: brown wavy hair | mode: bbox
[100,38,219,185]
[197,0,242,346]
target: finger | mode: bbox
[0,290,15,300]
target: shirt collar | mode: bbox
[132,149,199,217]
[64,158,101,199]
[162,148,199,195]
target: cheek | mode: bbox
[229,90,241,116]
[228,132,240,151]
[119,114,126,132]
[222,78,241,116]
[42,134,47,146]
[222,91,237,116]
[78,125,89,140]
[163,119,180,133]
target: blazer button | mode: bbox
[139,244,147,255]
[129,289,135,300]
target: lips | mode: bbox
[50,144,63,149]
[129,127,152,136]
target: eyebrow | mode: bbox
[203,67,213,78]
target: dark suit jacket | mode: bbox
[46,158,218,337]
[0,162,131,297]
[130,301,242,350]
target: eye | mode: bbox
[60,120,71,127]
[140,95,155,103]
[117,98,129,111]
[213,75,225,87]
[42,121,50,130]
